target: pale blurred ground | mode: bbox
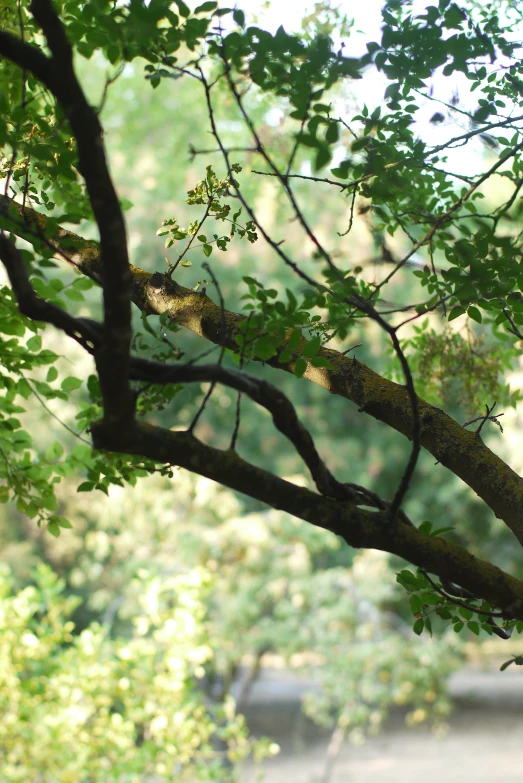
[240,665,523,783]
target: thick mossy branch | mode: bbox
[2,195,522,544]
[90,419,523,621]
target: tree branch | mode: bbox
[0,231,101,353]
[90,419,523,622]
[0,230,356,507]
[0,0,133,423]
[4,202,523,620]
[2,194,523,544]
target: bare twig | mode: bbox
[338,184,359,237]
[463,402,504,436]
[190,143,260,159]
[188,262,227,434]
[230,312,252,452]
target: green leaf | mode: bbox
[140,311,158,337]
[195,1,217,12]
[309,355,333,369]
[77,482,94,492]
[278,348,293,363]
[61,377,83,392]
[294,358,307,378]
[397,569,419,589]
[302,336,321,359]
[430,526,454,537]
[49,515,72,529]
[72,277,94,290]
[233,8,245,26]
[26,335,42,352]
[314,145,332,171]
[38,350,58,365]
[412,618,424,635]
[448,306,465,321]
[0,317,25,337]
[288,329,301,350]
[286,288,298,312]
[330,160,351,179]
[409,594,423,614]
[174,0,190,17]
[467,306,482,323]
[203,244,213,257]
[325,121,339,144]
[65,288,85,301]
[16,378,32,399]
[45,442,64,461]
[254,337,277,361]
[106,44,120,64]
[77,41,94,59]
[47,521,61,537]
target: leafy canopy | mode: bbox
[2,0,523,646]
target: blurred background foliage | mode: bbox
[3,0,523,779]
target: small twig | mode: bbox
[185,344,220,366]
[166,201,211,279]
[27,378,92,444]
[188,262,226,434]
[230,312,252,451]
[189,143,260,160]
[387,327,421,519]
[341,342,362,355]
[202,262,226,356]
[463,402,504,435]
[493,176,523,229]
[253,168,349,190]
[96,62,125,115]
[130,357,358,502]
[434,402,504,465]
[222,58,344,283]
[337,184,358,237]
[396,292,454,327]
[422,570,507,621]
[285,100,312,178]
[197,64,327,296]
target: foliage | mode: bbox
[0,471,462,773]
[263,549,459,739]
[10,1,523,776]
[1,0,523,693]
[390,320,521,413]
[0,562,274,781]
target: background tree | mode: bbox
[0,562,280,782]
[2,0,523,671]
[0,473,461,780]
